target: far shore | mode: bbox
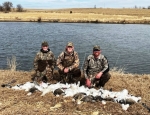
[0,8,150,24]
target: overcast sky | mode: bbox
[0,0,149,9]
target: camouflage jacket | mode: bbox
[56,51,79,71]
[83,54,109,79]
[34,49,56,72]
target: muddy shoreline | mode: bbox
[0,19,150,24]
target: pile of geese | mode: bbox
[1,80,150,111]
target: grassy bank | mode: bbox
[0,8,150,24]
[0,69,150,114]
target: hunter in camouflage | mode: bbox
[83,45,111,88]
[56,42,81,83]
[33,41,56,83]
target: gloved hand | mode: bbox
[86,79,91,87]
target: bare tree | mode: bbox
[134,5,138,9]
[0,5,3,11]
[142,7,146,9]
[16,4,23,12]
[3,1,13,12]
[148,6,150,9]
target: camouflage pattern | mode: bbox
[58,68,81,83]
[41,41,49,47]
[83,54,110,87]
[88,73,111,87]
[57,51,79,71]
[93,45,101,51]
[56,50,80,83]
[34,49,56,82]
[67,42,74,47]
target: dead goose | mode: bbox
[80,95,95,102]
[75,95,95,104]
[27,87,38,96]
[53,88,65,96]
[94,96,103,102]
[1,84,12,88]
[94,96,113,102]
[1,79,16,88]
[118,98,136,105]
[73,92,86,100]
[142,103,150,112]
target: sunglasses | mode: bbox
[42,46,48,47]
[93,50,100,52]
[67,46,73,48]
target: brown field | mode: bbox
[0,8,150,23]
[0,69,150,115]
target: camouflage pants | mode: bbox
[58,68,81,84]
[35,67,53,82]
[89,72,111,87]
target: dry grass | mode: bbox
[26,8,150,17]
[0,69,150,115]
[7,55,18,71]
[0,8,150,23]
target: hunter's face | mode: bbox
[93,50,101,58]
[42,46,48,51]
[67,46,73,53]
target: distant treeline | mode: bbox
[0,1,23,12]
[134,5,150,9]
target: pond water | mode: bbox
[0,22,150,74]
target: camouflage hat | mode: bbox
[93,45,100,51]
[67,42,73,47]
[41,41,48,46]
